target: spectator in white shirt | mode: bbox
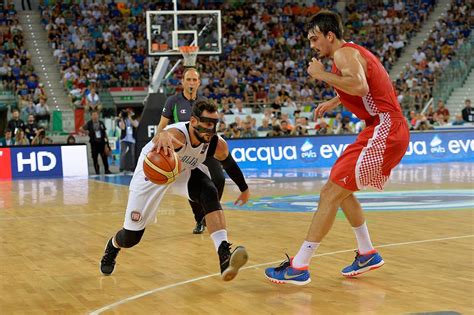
[0,62,10,77]
[427,57,440,72]
[300,84,313,99]
[35,97,51,124]
[406,74,417,89]
[412,47,426,63]
[392,35,405,57]
[394,0,404,11]
[86,88,102,112]
[55,15,65,25]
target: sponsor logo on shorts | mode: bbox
[339,176,348,184]
[131,211,141,222]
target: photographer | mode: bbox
[118,107,138,173]
[80,110,111,175]
[335,116,355,134]
[291,118,309,136]
[267,124,283,137]
[316,119,333,135]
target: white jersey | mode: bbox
[165,122,210,173]
[125,122,214,230]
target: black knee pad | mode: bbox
[189,200,205,222]
[189,168,222,215]
[115,228,145,248]
[205,158,225,199]
[199,184,222,215]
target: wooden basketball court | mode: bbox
[0,163,473,314]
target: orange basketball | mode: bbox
[143,150,182,185]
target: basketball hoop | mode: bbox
[179,45,199,67]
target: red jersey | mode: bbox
[331,42,402,122]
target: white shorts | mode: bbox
[123,141,210,231]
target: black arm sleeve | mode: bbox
[220,154,248,192]
[206,135,219,158]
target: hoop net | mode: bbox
[179,45,199,67]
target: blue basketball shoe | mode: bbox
[341,250,384,277]
[265,255,311,285]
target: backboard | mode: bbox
[146,10,222,56]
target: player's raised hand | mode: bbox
[151,131,183,156]
[234,189,250,206]
[307,57,325,80]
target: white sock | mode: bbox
[292,241,320,268]
[353,222,374,254]
[210,229,228,252]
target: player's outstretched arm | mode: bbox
[308,47,369,97]
[214,136,250,206]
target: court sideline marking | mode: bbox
[89,234,474,315]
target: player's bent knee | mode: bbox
[199,185,222,215]
[115,228,145,248]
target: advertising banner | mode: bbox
[227,130,474,170]
[0,144,88,180]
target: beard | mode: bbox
[193,129,211,143]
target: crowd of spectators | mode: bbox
[39,1,169,111]
[406,98,473,131]
[394,0,471,116]
[37,1,434,116]
[0,107,54,146]
[166,0,435,105]
[0,2,51,131]
[217,0,471,138]
[162,0,444,138]
[2,0,470,143]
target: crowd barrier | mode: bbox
[227,129,474,169]
[1,130,472,181]
[0,144,88,180]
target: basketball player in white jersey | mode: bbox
[100,100,250,281]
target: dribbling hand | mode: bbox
[151,131,183,156]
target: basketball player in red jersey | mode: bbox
[266,10,410,285]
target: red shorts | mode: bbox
[330,112,410,191]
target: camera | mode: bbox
[120,110,128,119]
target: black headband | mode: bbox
[197,116,219,125]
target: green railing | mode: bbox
[433,36,474,103]
[0,90,17,111]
